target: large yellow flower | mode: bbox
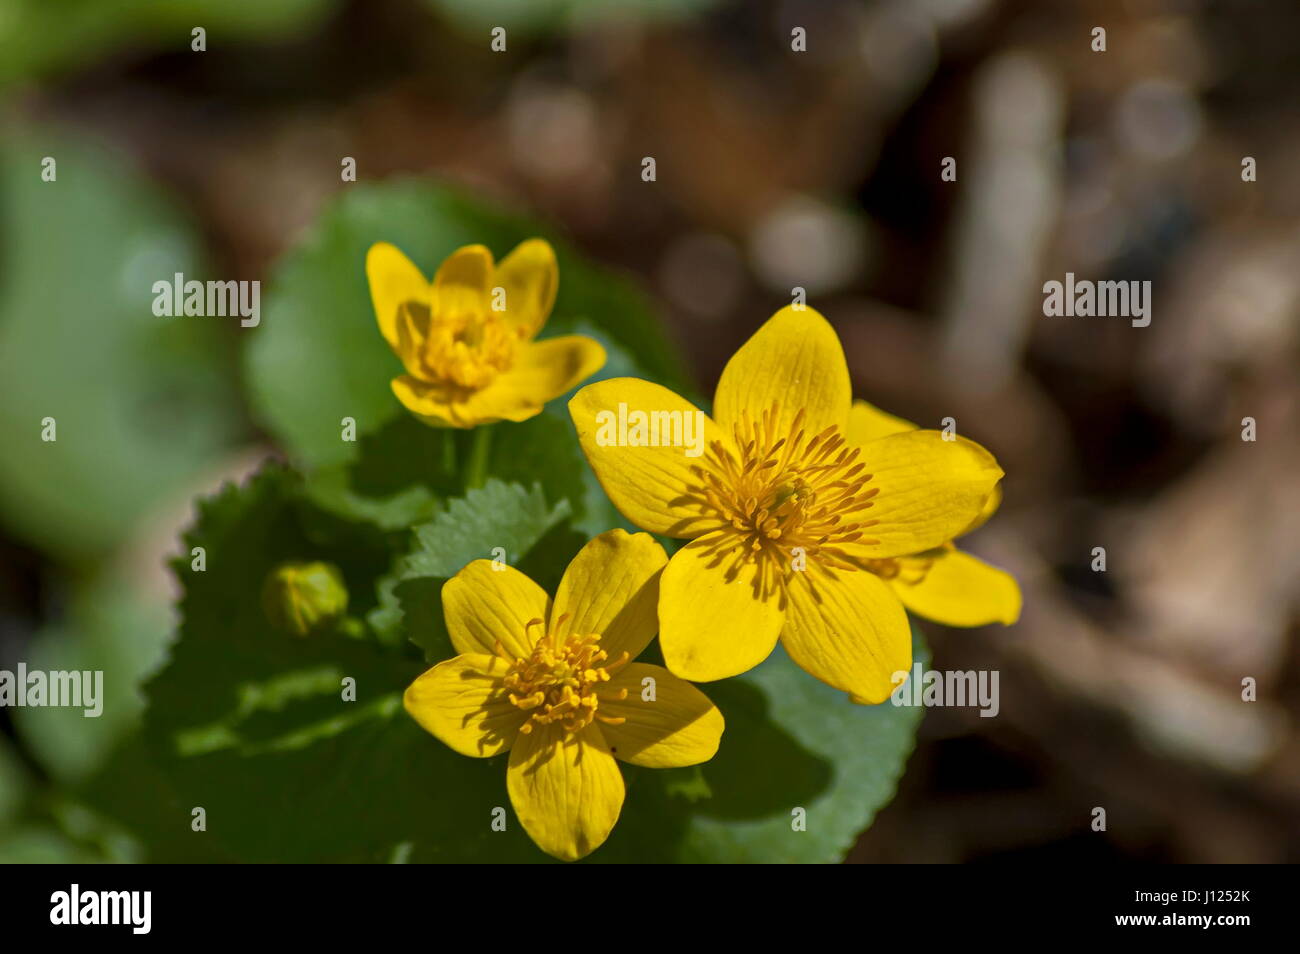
[366,238,605,428]
[404,529,724,861]
[569,305,1006,703]
[847,399,1021,630]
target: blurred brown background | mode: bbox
[2,0,1297,861]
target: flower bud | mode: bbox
[261,561,348,637]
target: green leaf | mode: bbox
[406,480,570,579]
[133,466,552,861]
[0,129,243,560]
[11,572,173,784]
[0,735,141,862]
[135,465,423,860]
[244,181,687,527]
[0,0,339,89]
[368,479,574,657]
[605,632,929,863]
[484,326,649,538]
[0,826,108,864]
[424,0,718,38]
[0,736,32,828]
[303,414,455,532]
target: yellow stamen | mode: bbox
[406,298,519,390]
[502,632,628,736]
[686,403,881,596]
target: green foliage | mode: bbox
[0,737,30,829]
[12,572,173,785]
[0,130,242,560]
[425,0,718,38]
[0,0,338,88]
[369,479,576,657]
[113,466,926,862]
[0,734,141,863]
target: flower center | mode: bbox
[689,404,880,590]
[422,309,518,390]
[500,622,630,736]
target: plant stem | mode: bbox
[464,426,492,489]
[442,431,457,477]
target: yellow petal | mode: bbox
[390,375,461,428]
[846,398,916,443]
[658,532,785,682]
[844,401,1005,541]
[569,377,726,537]
[782,567,911,703]
[713,305,851,439]
[366,242,429,351]
[507,723,624,862]
[850,430,1004,559]
[597,663,724,768]
[960,484,1002,537]
[473,334,606,416]
[441,560,551,659]
[392,301,433,379]
[403,654,524,758]
[431,243,492,318]
[890,547,1021,627]
[552,529,666,662]
[390,334,604,428]
[493,238,558,339]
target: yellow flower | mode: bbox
[846,399,1021,632]
[569,305,1006,703]
[403,529,724,861]
[366,238,605,428]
